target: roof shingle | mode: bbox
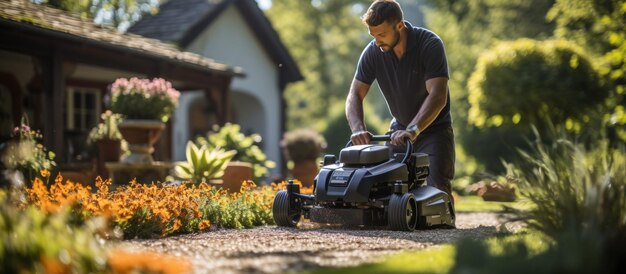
[0,0,243,76]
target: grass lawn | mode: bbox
[307,232,548,274]
[454,195,533,213]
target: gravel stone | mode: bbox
[117,212,523,273]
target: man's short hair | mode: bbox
[361,0,403,26]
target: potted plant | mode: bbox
[87,110,123,177]
[195,123,276,190]
[109,77,180,163]
[174,141,236,185]
[281,128,326,188]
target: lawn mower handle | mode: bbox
[346,134,413,164]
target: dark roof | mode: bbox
[0,0,244,77]
[129,0,303,86]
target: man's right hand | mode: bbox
[350,130,372,145]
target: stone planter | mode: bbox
[118,120,165,164]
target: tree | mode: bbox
[548,0,626,143]
[265,0,373,132]
[35,0,161,31]
[421,0,557,174]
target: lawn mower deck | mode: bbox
[273,135,455,231]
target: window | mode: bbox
[65,87,101,131]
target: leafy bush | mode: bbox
[468,39,607,129]
[0,191,106,273]
[175,141,236,184]
[195,123,275,180]
[465,39,608,172]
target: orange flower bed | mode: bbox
[24,174,312,238]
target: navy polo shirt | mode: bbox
[355,21,452,132]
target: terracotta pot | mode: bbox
[118,120,165,164]
[221,161,253,192]
[96,139,121,178]
[291,160,318,188]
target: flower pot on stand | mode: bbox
[96,139,121,177]
[117,120,165,164]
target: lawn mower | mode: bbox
[273,135,455,231]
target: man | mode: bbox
[346,0,455,202]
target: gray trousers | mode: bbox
[388,123,455,198]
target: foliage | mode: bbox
[0,190,107,273]
[175,141,236,184]
[465,39,606,171]
[266,0,374,132]
[502,131,626,273]
[1,121,56,186]
[548,0,626,142]
[506,131,626,239]
[87,110,123,145]
[281,128,327,164]
[468,39,607,130]
[195,123,275,180]
[421,0,557,175]
[109,77,180,123]
[36,0,162,31]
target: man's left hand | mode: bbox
[391,130,417,146]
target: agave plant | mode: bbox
[175,141,236,184]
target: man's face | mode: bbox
[368,20,401,53]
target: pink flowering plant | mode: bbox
[109,77,181,122]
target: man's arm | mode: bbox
[346,79,372,145]
[391,77,448,145]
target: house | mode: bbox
[128,0,303,177]
[0,0,243,178]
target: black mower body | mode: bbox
[273,135,455,231]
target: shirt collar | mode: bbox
[404,20,417,51]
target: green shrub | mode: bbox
[0,191,106,273]
[465,39,608,172]
[281,128,326,163]
[196,123,276,180]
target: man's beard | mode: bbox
[378,29,400,52]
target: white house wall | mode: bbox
[185,5,282,176]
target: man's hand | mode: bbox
[391,130,417,146]
[351,130,372,145]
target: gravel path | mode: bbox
[119,212,522,274]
